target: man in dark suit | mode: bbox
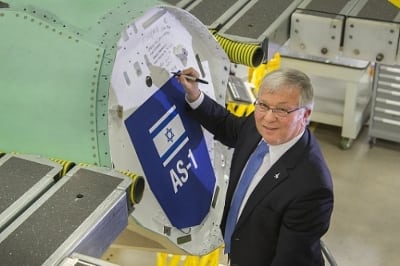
[176,67,334,266]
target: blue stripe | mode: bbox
[150,109,178,139]
[160,131,188,164]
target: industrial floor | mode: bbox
[102,123,400,266]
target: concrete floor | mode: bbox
[103,123,400,266]
[317,124,400,266]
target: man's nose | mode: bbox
[262,109,277,121]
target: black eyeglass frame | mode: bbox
[254,99,304,117]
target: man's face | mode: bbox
[254,86,311,145]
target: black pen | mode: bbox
[171,71,209,84]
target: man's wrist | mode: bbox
[186,90,201,102]
[185,91,204,109]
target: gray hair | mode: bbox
[258,68,314,110]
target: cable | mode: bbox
[211,30,264,68]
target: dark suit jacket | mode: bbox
[188,94,334,266]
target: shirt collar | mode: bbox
[266,129,304,164]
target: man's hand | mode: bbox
[176,67,202,102]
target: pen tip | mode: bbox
[171,71,180,76]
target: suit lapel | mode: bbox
[236,163,288,229]
[235,129,310,229]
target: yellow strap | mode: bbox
[50,158,75,177]
[389,0,400,8]
[156,248,220,266]
[226,102,255,117]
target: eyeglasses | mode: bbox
[254,99,304,117]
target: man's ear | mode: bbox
[303,108,312,124]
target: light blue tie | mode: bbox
[224,140,269,254]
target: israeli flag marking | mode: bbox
[150,105,189,167]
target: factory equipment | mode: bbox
[282,0,400,148]
[170,0,400,148]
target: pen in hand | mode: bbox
[171,71,209,84]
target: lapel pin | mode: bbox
[274,173,280,179]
